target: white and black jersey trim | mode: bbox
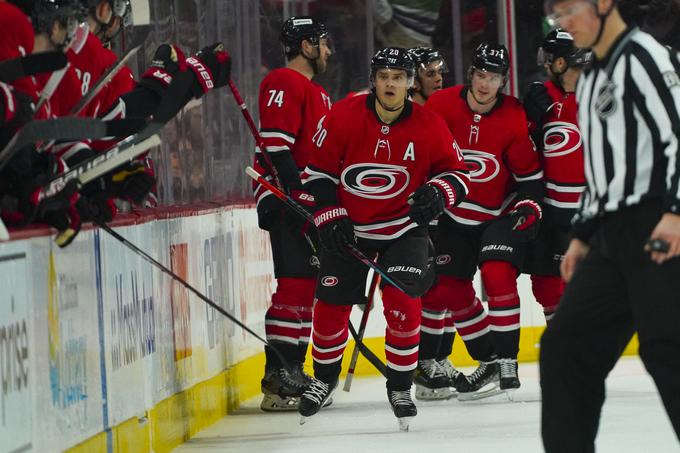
[575,28,680,225]
[303,165,340,185]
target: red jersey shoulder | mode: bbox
[328,92,367,118]
[260,67,308,92]
[0,2,34,58]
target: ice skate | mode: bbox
[436,357,462,395]
[498,358,520,400]
[388,389,417,431]
[298,378,338,424]
[413,359,454,400]
[260,367,306,412]
[457,360,502,401]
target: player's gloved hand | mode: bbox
[313,205,356,254]
[408,180,457,226]
[285,189,315,235]
[509,198,543,242]
[138,43,187,97]
[76,195,117,224]
[186,43,231,98]
[523,81,552,126]
[86,162,156,205]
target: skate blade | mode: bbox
[458,385,503,402]
[415,387,454,401]
[398,416,414,432]
[299,415,308,425]
[503,388,517,402]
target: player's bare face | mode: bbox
[416,60,445,98]
[313,38,332,73]
[547,0,599,49]
[470,69,503,105]
[374,68,410,110]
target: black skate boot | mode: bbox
[436,357,462,395]
[457,359,501,401]
[387,388,418,431]
[298,377,338,424]
[498,358,520,398]
[413,359,454,400]
[260,366,306,411]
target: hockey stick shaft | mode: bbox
[0,51,67,83]
[34,63,69,115]
[348,321,387,377]
[245,166,411,295]
[97,222,291,368]
[343,271,380,391]
[227,79,284,191]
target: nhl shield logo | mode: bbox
[595,81,617,118]
[381,125,390,134]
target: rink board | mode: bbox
[0,204,639,453]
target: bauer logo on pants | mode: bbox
[387,265,422,275]
[321,276,339,287]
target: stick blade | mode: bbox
[245,166,261,180]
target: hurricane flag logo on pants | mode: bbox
[341,163,411,199]
[462,149,500,183]
[543,121,582,158]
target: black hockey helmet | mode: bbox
[470,42,510,76]
[538,28,592,67]
[407,47,449,77]
[280,16,328,59]
[370,47,416,79]
[31,0,86,45]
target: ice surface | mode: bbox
[174,357,678,453]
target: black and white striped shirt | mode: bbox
[574,28,680,228]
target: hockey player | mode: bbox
[522,28,589,323]
[298,47,469,430]
[406,45,460,400]
[407,47,447,106]
[252,16,332,412]
[422,43,543,400]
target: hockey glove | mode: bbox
[408,180,457,226]
[523,82,553,127]
[313,206,356,254]
[0,83,35,149]
[76,196,117,224]
[285,189,315,235]
[138,44,187,97]
[186,43,231,98]
[509,198,543,242]
[85,162,156,205]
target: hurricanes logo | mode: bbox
[543,121,582,157]
[321,276,338,287]
[461,149,500,183]
[341,163,410,199]
[436,254,452,265]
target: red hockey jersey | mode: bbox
[67,29,135,118]
[304,93,469,240]
[425,85,542,226]
[253,67,332,209]
[539,80,585,225]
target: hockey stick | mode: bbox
[38,133,161,201]
[343,271,381,391]
[70,25,151,116]
[96,221,291,368]
[34,63,70,115]
[228,79,318,254]
[0,51,67,83]
[245,166,413,296]
[348,320,387,377]
[0,117,145,172]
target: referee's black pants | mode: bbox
[540,201,680,453]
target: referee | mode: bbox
[540,0,680,451]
